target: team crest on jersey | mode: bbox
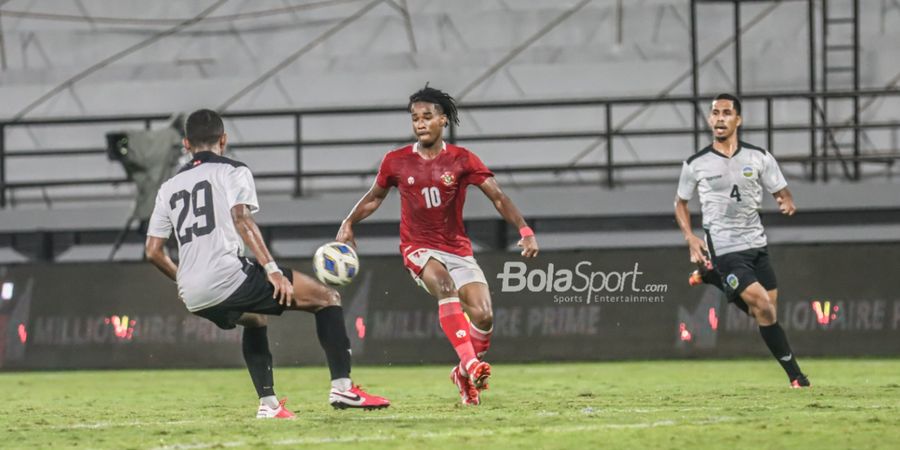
[407,176,415,185]
[440,171,455,186]
[726,274,740,289]
[742,166,754,178]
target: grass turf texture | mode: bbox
[2,359,899,449]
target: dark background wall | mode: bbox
[1,243,898,370]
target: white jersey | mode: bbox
[676,141,787,256]
[147,151,259,311]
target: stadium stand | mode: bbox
[1,0,899,261]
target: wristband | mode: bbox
[263,261,281,275]
[519,226,534,239]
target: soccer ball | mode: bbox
[313,242,359,286]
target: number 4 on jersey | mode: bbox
[730,184,742,202]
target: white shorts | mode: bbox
[403,247,488,293]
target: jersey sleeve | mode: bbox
[463,151,494,185]
[676,162,698,200]
[146,190,173,238]
[375,153,397,188]
[224,166,260,213]
[761,151,788,193]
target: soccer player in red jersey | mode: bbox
[336,85,539,405]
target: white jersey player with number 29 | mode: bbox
[145,109,390,418]
[148,153,258,311]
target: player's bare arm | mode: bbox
[772,187,796,216]
[674,196,708,265]
[478,177,538,258]
[231,204,294,306]
[336,181,390,247]
[145,236,178,281]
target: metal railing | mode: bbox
[1,88,900,207]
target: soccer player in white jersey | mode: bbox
[145,109,390,418]
[674,94,810,388]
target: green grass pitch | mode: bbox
[3,359,899,449]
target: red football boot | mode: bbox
[467,360,492,391]
[790,374,811,389]
[450,365,480,405]
[256,398,296,419]
[689,259,715,286]
[330,384,391,410]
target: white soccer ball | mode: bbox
[313,241,360,286]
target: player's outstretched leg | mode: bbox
[740,283,810,388]
[236,314,296,419]
[286,270,390,409]
[419,259,487,404]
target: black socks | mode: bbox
[759,322,803,380]
[315,305,352,380]
[242,326,275,398]
[243,307,352,396]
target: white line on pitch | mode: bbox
[36,410,732,432]
[38,419,220,430]
[150,416,736,450]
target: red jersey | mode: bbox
[376,142,494,257]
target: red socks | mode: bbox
[438,298,477,371]
[469,323,493,359]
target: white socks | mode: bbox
[261,380,353,406]
[332,377,352,392]
[259,395,279,409]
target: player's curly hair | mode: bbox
[408,83,459,127]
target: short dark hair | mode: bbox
[712,93,742,115]
[185,109,225,148]
[408,84,459,127]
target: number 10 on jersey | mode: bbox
[421,186,441,208]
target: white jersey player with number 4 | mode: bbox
[674,94,809,389]
[676,141,788,256]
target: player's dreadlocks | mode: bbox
[408,83,460,127]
